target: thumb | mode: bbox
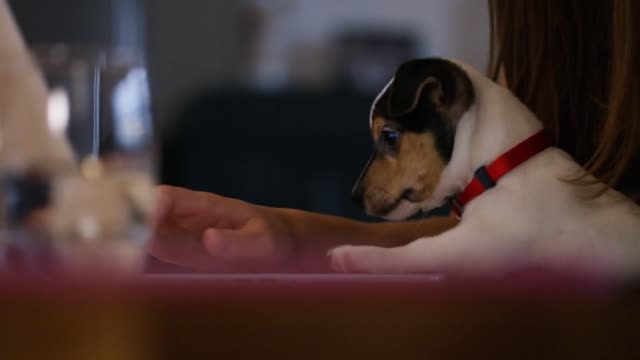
[202,227,275,260]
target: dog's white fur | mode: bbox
[330,60,640,278]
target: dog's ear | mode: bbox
[387,75,444,117]
[386,59,474,120]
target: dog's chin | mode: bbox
[379,200,421,221]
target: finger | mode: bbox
[148,223,207,264]
[154,185,253,230]
[150,185,174,228]
[328,245,419,274]
[202,227,275,260]
[153,185,212,221]
[151,185,216,228]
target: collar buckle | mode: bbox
[474,166,496,190]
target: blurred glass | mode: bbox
[0,1,155,274]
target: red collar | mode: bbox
[451,130,551,218]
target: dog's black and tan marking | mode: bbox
[353,59,475,218]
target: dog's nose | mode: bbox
[351,184,365,206]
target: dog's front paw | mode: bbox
[328,245,405,274]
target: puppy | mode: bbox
[329,58,640,278]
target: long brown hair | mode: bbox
[488,0,640,200]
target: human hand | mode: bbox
[148,186,293,271]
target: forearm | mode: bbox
[273,208,458,253]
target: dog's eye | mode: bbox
[380,128,400,148]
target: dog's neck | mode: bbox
[424,63,544,210]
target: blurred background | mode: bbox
[9,0,489,222]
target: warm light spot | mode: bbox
[80,155,104,180]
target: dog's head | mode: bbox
[352,58,475,220]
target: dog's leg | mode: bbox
[329,222,512,274]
